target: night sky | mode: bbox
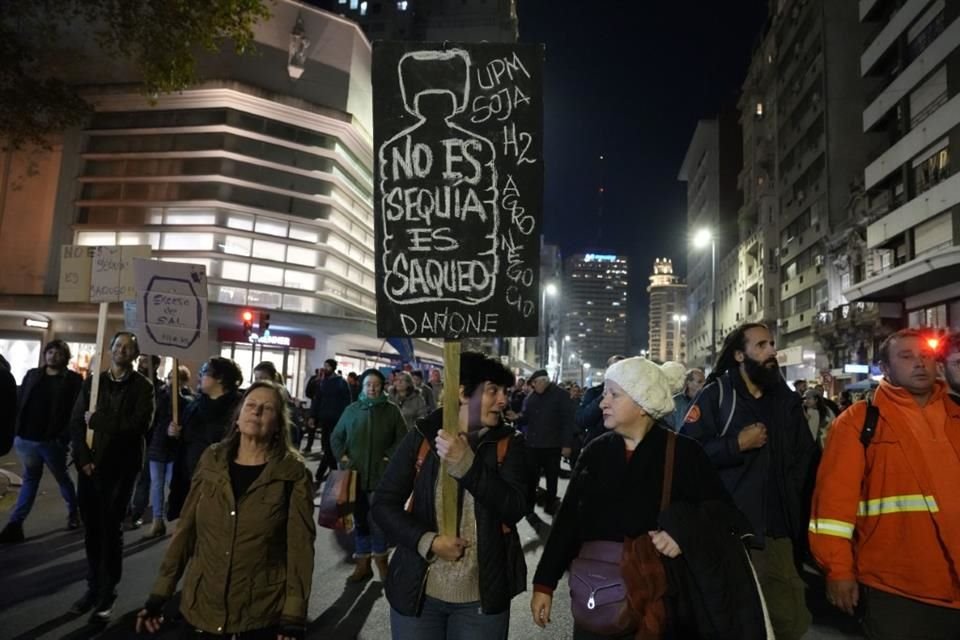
[517,0,769,351]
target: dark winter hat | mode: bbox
[529,369,549,382]
[360,368,386,386]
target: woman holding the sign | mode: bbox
[136,380,315,639]
[372,352,528,640]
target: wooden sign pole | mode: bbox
[440,340,461,536]
[86,301,110,448]
[171,358,180,422]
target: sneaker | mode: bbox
[88,593,116,624]
[0,522,24,544]
[67,512,81,530]
[69,590,97,615]
[122,515,142,531]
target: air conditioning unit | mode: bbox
[815,255,825,266]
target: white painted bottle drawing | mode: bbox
[379,48,500,305]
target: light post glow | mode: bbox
[692,228,717,364]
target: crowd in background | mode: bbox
[0,324,958,640]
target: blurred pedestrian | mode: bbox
[166,356,243,520]
[664,368,704,431]
[411,369,435,412]
[136,381,315,639]
[373,352,527,639]
[126,354,162,531]
[390,370,428,431]
[142,364,193,540]
[309,358,352,483]
[331,369,407,582]
[68,332,155,624]
[0,340,83,543]
[0,354,16,457]
[510,369,576,522]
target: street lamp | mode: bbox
[693,228,717,365]
[671,313,688,361]
[557,335,571,382]
[541,281,558,368]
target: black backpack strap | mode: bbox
[860,399,880,448]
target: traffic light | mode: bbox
[259,311,271,336]
[242,310,254,337]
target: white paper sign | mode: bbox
[89,245,152,302]
[134,259,209,362]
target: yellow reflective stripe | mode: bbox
[808,518,855,539]
[857,494,939,517]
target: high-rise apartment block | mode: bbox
[562,253,629,385]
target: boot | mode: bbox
[142,518,166,539]
[374,554,390,581]
[347,556,373,583]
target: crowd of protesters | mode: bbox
[1,324,959,639]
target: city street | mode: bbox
[0,450,863,640]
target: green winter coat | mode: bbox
[331,398,408,491]
[149,444,316,634]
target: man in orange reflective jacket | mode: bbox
[809,328,960,640]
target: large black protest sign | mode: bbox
[374,42,544,339]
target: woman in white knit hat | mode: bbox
[530,357,768,639]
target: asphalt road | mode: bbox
[0,451,862,639]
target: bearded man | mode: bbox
[681,323,818,640]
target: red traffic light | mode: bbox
[242,310,253,322]
[927,337,941,351]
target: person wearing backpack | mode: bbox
[680,323,817,640]
[809,329,960,639]
[371,351,527,639]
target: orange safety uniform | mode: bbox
[809,380,960,608]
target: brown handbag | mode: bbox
[569,431,677,638]
[316,469,357,530]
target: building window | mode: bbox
[397,0,408,9]
[360,1,368,15]
[755,102,764,117]
[284,270,317,290]
[252,239,286,261]
[248,289,282,309]
[254,217,288,238]
[250,265,284,287]
[914,145,950,195]
[221,261,250,281]
[161,233,214,251]
[223,235,251,257]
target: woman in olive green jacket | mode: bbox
[332,368,407,583]
[136,381,316,639]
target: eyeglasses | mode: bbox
[199,363,211,377]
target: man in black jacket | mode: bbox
[68,332,155,624]
[508,369,576,522]
[372,351,527,639]
[680,323,817,640]
[0,340,83,544]
[309,358,352,481]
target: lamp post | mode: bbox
[671,313,688,361]
[581,362,591,387]
[557,335,571,382]
[693,228,717,366]
[541,281,558,369]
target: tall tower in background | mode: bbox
[647,259,687,363]
[561,253,629,385]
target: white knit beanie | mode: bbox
[604,357,680,420]
[660,361,687,395]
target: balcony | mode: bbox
[782,263,826,298]
[861,0,931,77]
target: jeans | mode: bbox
[390,597,510,640]
[9,437,78,524]
[77,469,137,598]
[354,489,387,556]
[149,461,174,520]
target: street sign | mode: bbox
[133,259,209,362]
[373,42,545,339]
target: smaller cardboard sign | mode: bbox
[90,245,152,303]
[134,259,209,362]
[58,245,94,303]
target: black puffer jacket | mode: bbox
[16,367,83,442]
[372,410,528,616]
[181,390,242,476]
